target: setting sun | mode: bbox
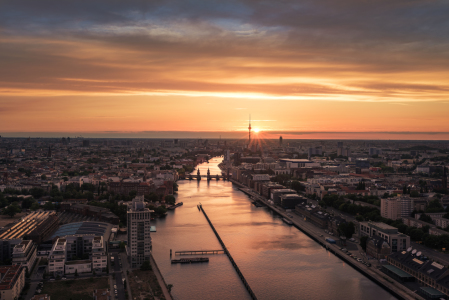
[254,128,260,133]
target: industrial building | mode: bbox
[388,250,449,297]
[0,211,59,243]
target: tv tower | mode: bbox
[248,114,252,146]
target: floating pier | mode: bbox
[171,257,209,264]
[176,250,225,255]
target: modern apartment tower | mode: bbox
[127,198,152,268]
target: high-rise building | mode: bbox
[224,149,231,162]
[337,147,350,157]
[248,115,251,146]
[308,146,323,159]
[381,198,400,220]
[127,197,153,268]
[381,197,413,220]
[369,147,382,156]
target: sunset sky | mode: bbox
[1,0,449,139]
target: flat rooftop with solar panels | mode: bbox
[50,221,112,241]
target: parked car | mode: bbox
[62,277,67,280]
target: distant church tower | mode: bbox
[279,136,283,147]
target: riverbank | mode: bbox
[231,179,423,300]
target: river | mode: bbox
[151,157,396,300]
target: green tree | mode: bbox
[419,213,434,224]
[140,260,151,271]
[360,236,368,252]
[30,201,40,211]
[173,182,178,192]
[21,197,35,209]
[30,187,46,199]
[43,201,55,210]
[426,199,444,213]
[338,222,356,239]
[409,228,424,241]
[154,206,167,216]
[119,241,126,252]
[3,202,21,217]
[165,195,176,205]
[291,180,305,192]
[146,193,159,202]
[41,174,47,180]
[410,190,420,198]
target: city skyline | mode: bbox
[1,1,449,138]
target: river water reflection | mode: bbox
[151,157,396,300]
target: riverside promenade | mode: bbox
[231,179,424,300]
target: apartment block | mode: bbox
[11,240,37,271]
[127,198,153,269]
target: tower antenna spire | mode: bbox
[248,114,252,146]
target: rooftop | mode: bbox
[0,265,24,291]
[51,222,110,239]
